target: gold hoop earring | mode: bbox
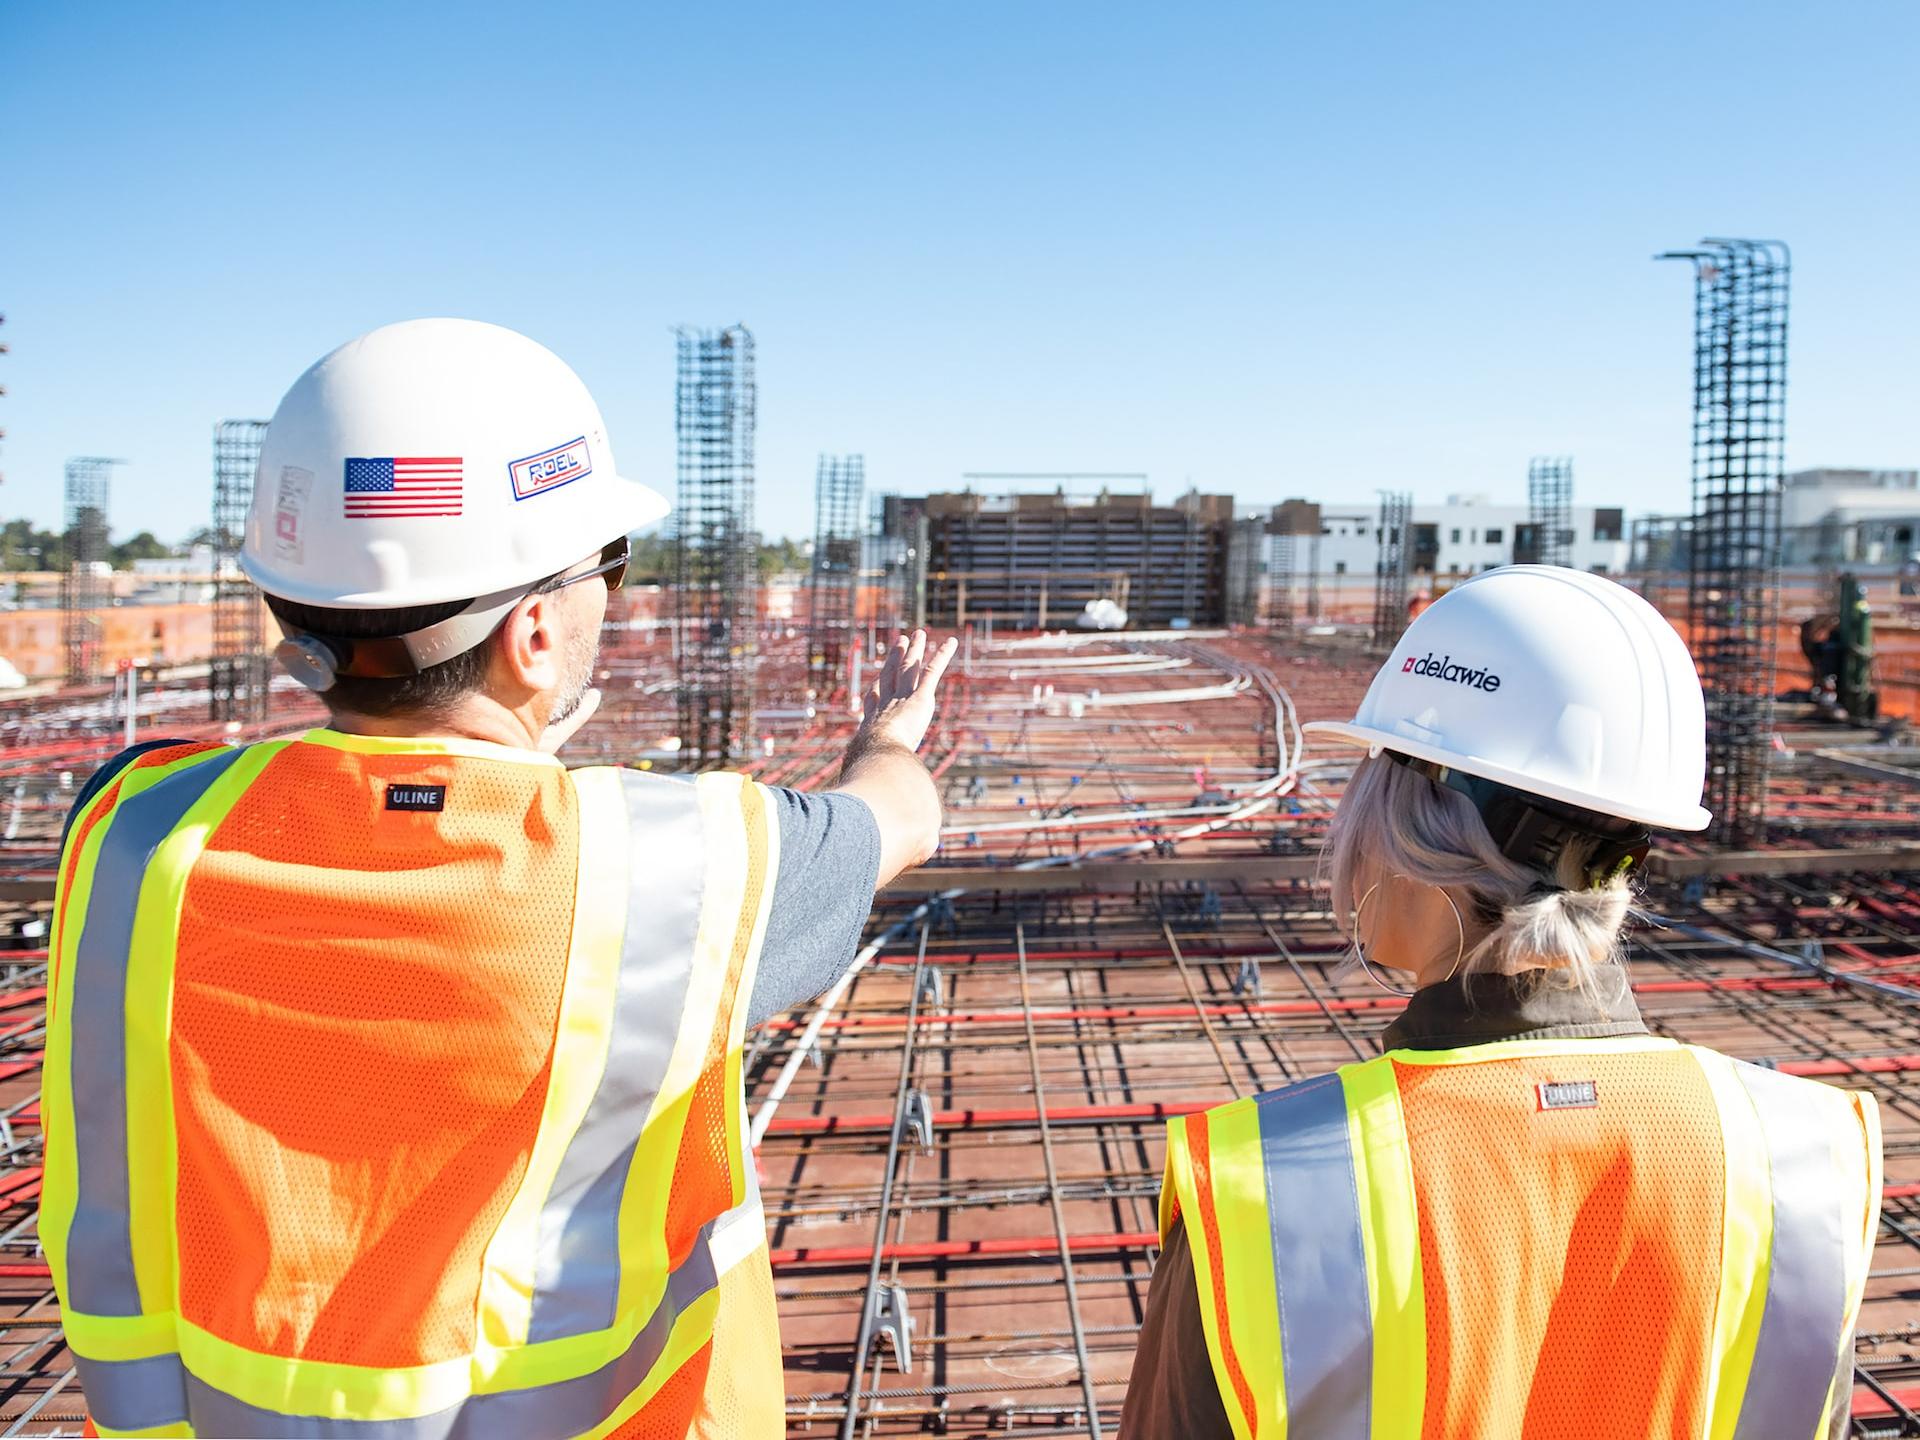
[1351,880,1415,999]
[1436,885,1467,983]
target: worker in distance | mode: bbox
[1122,566,1881,1440]
[43,318,956,1438]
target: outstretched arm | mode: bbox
[831,629,958,886]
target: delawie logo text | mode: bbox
[1401,652,1502,693]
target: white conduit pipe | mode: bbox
[989,628,1231,651]
[750,643,1307,1146]
[980,677,1252,713]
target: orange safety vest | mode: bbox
[42,730,787,1438]
[1161,1035,1881,1440]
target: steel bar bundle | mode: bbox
[672,325,758,768]
[209,421,270,723]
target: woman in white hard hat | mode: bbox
[1122,565,1880,1440]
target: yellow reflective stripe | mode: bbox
[1161,1105,1261,1440]
[1697,1047,1772,1440]
[475,765,631,1353]
[1156,1121,1183,1243]
[41,746,233,1306]
[722,781,779,1208]
[1209,1099,1284,1440]
[176,1316,472,1420]
[578,1287,722,1440]
[172,1250,715,1421]
[294,728,564,767]
[89,1419,192,1439]
[131,743,286,1316]
[1385,1034,1681,1066]
[1341,1056,1425,1440]
[55,1309,179,1362]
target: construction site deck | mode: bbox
[0,615,1917,1437]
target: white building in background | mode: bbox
[1303,494,1629,580]
[1780,468,1920,567]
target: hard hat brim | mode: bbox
[1302,719,1714,832]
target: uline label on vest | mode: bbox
[385,784,447,812]
[1536,1080,1598,1111]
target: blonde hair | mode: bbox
[1324,754,1632,993]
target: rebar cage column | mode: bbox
[672,326,758,769]
[808,455,865,691]
[1659,239,1789,848]
[1527,456,1574,567]
[211,421,270,722]
[61,458,119,685]
[1372,490,1412,649]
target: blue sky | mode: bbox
[3,0,1917,545]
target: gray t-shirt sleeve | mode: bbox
[745,786,883,1027]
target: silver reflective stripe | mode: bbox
[67,748,241,1315]
[74,1352,189,1432]
[1257,1073,1371,1439]
[183,1224,719,1439]
[526,771,706,1342]
[1732,1062,1850,1440]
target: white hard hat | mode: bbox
[241,318,668,609]
[1305,565,1710,831]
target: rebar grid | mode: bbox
[809,457,866,693]
[59,460,118,687]
[1661,239,1790,848]
[673,325,758,769]
[0,630,1917,1433]
[209,421,269,723]
[1372,489,1411,649]
[1526,455,1574,568]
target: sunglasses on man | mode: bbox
[538,536,630,594]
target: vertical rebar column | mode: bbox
[672,326,757,768]
[807,454,865,691]
[1266,529,1295,629]
[1372,489,1412,648]
[1527,456,1574,568]
[61,457,119,685]
[211,421,270,722]
[1659,239,1789,847]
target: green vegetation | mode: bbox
[0,519,176,571]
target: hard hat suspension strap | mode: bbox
[272,584,530,693]
[1386,751,1652,890]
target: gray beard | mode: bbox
[548,622,603,725]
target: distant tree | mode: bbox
[757,536,807,578]
[0,519,64,571]
[110,531,174,567]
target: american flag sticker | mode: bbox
[343,457,465,518]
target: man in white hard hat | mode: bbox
[44,319,955,1439]
[1123,566,1878,1439]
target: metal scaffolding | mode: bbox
[673,326,758,768]
[61,458,119,685]
[1527,456,1574,567]
[211,421,270,723]
[1372,489,1412,648]
[808,455,866,691]
[1660,239,1789,847]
